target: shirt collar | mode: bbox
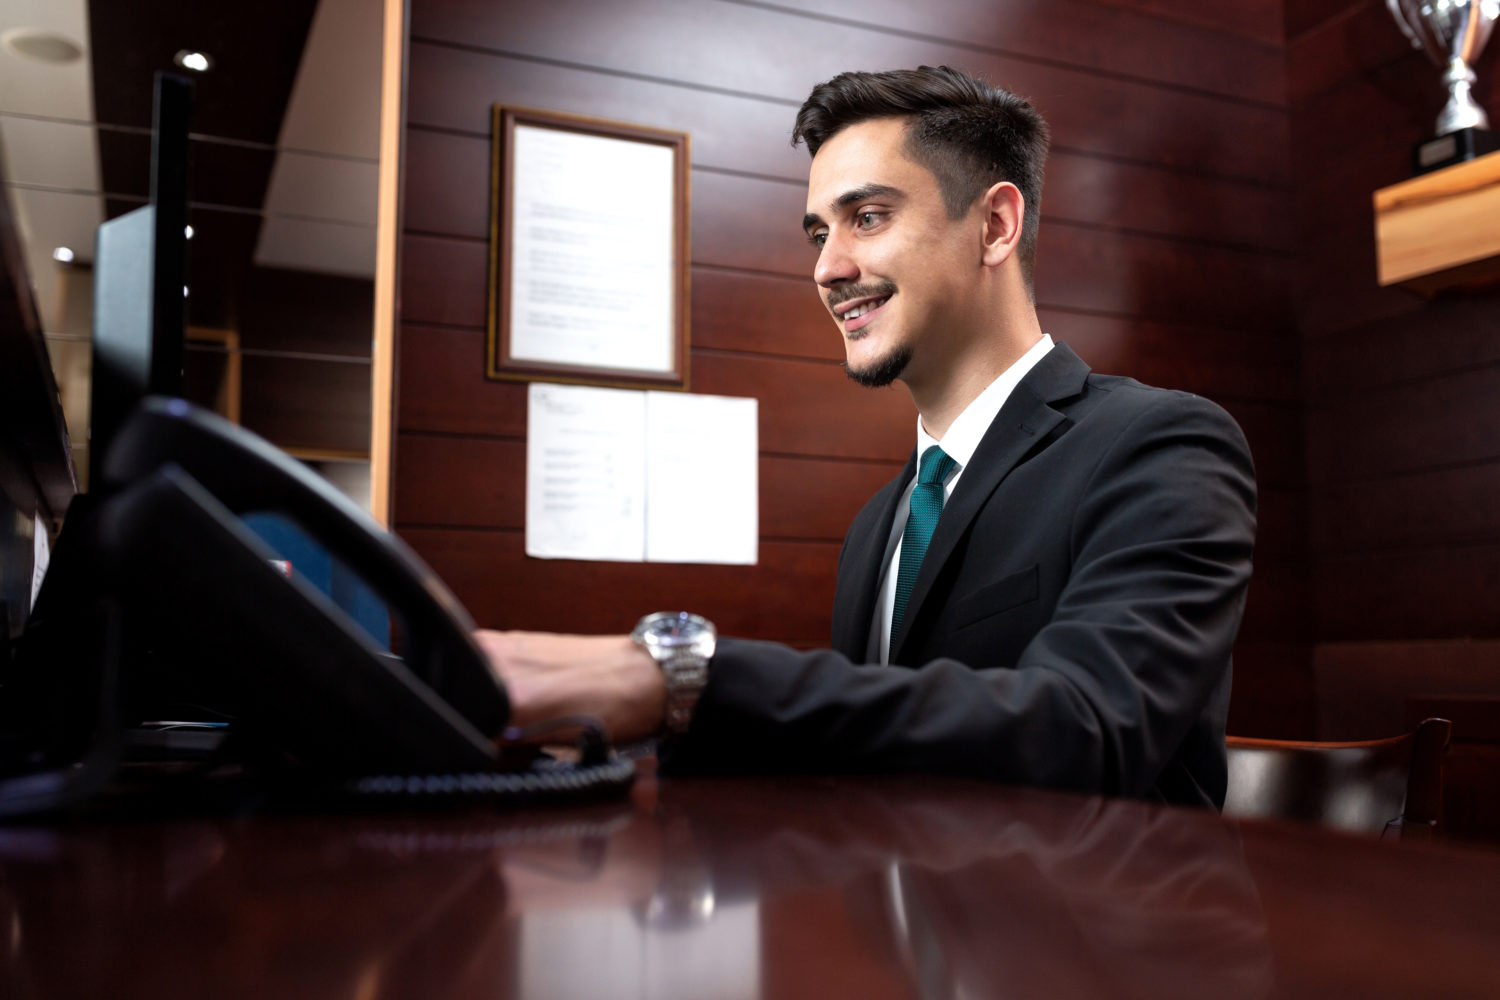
[915,334,1054,472]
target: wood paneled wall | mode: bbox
[394,0,1306,731]
[1287,0,1500,739]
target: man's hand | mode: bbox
[473,630,666,744]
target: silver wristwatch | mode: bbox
[631,612,716,736]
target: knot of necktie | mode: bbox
[917,445,957,486]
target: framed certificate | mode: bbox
[487,106,691,389]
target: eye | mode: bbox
[807,231,827,249]
[856,211,882,230]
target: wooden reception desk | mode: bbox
[3,761,1499,999]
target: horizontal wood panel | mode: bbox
[401,177,1292,334]
[1289,55,1435,186]
[1284,0,1357,43]
[401,526,841,640]
[1314,542,1500,641]
[395,433,525,529]
[1255,487,1308,559]
[1092,0,1284,45]
[406,42,807,178]
[1305,364,1500,483]
[403,122,1289,252]
[1286,1,1408,106]
[1034,225,1290,331]
[396,325,525,439]
[1302,291,1500,398]
[1290,253,1416,342]
[410,0,1289,183]
[1206,399,1302,490]
[1053,310,1299,402]
[394,432,901,540]
[752,0,1284,104]
[1314,639,1500,739]
[1311,463,1500,555]
[1291,137,1409,242]
[400,234,488,329]
[1236,555,1312,644]
[1227,641,1317,739]
[689,268,836,361]
[1041,151,1288,252]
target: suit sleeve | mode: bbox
[665,394,1256,799]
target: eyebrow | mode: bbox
[801,183,903,235]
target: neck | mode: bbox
[908,305,1044,440]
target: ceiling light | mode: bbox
[52,247,75,263]
[173,50,212,73]
[1,28,84,64]
[184,225,195,239]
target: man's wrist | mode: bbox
[630,612,717,737]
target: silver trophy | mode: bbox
[1387,0,1499,170]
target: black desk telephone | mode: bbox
[0,397,634,818]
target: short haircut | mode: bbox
[792,65,1050,290]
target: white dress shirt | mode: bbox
[869,334,1054,663]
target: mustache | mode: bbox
[827,280,897,311]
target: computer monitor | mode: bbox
[88,72,191,488]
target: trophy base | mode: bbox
[1413,128,1500,175]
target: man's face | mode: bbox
[802,117,982,388]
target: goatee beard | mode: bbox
[843,345,912,388]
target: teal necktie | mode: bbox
[891,445,957,644]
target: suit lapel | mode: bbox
[831,450,916,659]
[891,343,1090,662]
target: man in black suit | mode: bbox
[477,66,1256,808]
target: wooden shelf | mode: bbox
[1374,149,1500,295]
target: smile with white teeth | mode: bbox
[842,296,890,320]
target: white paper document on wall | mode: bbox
[525,383,758,564]
[644,391,757,564]
[509,125,676,374]
[526,383,647,562]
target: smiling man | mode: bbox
[476,66,1257,808]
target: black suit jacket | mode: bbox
[669,343,1257,808]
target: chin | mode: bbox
[843,344,913,388]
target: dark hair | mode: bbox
[792,66,1050,289]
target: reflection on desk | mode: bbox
[2,765,1499,999]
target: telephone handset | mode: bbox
[103,396,511,742]
[0,397,632,817]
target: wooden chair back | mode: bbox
[1223,718,1451,840]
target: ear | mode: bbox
[979,181,1024,269]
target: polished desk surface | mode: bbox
[3,762,1499,999]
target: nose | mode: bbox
[814,229,858,288]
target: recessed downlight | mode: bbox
[52,247,75,263]
[184,224,195,239]
[173,49,212,72]
[1,28,84,64]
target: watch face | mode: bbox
[636,612,716,656]
[646,613,706,646]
